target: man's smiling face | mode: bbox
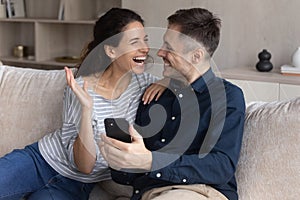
[156,24,188,80]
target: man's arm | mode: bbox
[100,84,245,185]
[148,108,245,185]
[145,85,245,185]
[101,106,244,185]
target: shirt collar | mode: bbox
[191,68,216,93]
[169,68,216,93]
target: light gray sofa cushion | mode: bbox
[236,97,300,200]
[0,65,66,156]
[0,65,132,200]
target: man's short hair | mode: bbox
[167,8,221,57]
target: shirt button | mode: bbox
[171,116,176,120]
[145,172,149,175]
[178,94,183,98]
[161,138,166,143]
[135,190,140,194]
[92,121,96,126]
[182,178,187,183]
[174,89,177,92]
[156,173,162,178]
[126,181,130,185]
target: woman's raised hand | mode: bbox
[65,67,93,110]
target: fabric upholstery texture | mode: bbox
[0,66,131,200]
[236,98,300,200]
[0,66,66,157]
[0,65,299,200]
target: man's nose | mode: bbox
[157,48,166,58]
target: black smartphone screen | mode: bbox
[104,118,132,143]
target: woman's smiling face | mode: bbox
[111,21,149,74]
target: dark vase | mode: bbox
[256,49,273,72]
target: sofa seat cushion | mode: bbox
[0,66,67,156]
[236,97,300,200]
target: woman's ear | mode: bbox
[191,48,205,64]
[104,45,116,59]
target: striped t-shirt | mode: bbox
[39,72,157,183]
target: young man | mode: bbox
[100,8,245,200]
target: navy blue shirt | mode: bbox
[111,69,245,200]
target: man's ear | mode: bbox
[191,48,205,64]
[104,45,116,59]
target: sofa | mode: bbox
[0,65,299,200]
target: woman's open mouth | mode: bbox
[133,56,147,64]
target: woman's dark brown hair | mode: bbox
[76,8,144,77]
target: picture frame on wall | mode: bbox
[6,0,26,18]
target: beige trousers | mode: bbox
[141,184,228,200]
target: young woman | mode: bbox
[0,8,164,200]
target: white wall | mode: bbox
[122,0,300,70]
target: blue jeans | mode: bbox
[0,142,95,200]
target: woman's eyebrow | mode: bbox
[129,33,148,41]
[129,37,140,42]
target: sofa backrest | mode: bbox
[0,66,67,156]
[1,65,300,199]
[236,97,300,200]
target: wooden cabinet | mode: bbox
[227,79,279,103]
[279,84,300,101]
[0,0,121,69]
[220,68,300,104]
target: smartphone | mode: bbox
[104,118,132,143]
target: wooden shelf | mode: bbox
[219,67,300,85]
[0,18,96,24]
[0,18,37,23]
[1,56,36,64]
[1,56,77,67]
[0,0,121,69]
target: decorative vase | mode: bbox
[292,47,300,68]
[256,49,273,72]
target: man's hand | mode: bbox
[100,125,152,171]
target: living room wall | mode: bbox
[122,0,300,70]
